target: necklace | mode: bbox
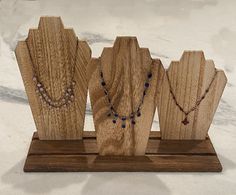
[166,69,218,125]
[26,38,78,109]
[99,59,153,128]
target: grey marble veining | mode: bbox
[0,85,28,104]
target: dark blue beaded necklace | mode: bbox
[99,61,153,129]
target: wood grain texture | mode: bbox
[87,37,165,155]
[28,132,215,155]
[24,155,222,172]
[15,17,91,140]
[23,132,222,172]
[158,51,227,140]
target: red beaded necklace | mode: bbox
[166,69,218,125]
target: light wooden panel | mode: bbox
[87,37,165,155]
[15,17,91,140]
[158,51,227,140]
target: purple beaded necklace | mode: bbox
[99,59,153,128]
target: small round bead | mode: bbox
[70,95,74,99]
[32,76,37,81]
[37,83,42,87]
[68,88,72,92]
[148,73,152,79]
[131,120,136,125]
[39,87,44,92]
[145,82,149,88]
[107,113,111,117]
[122,124,126,128]
[35,89,39,93]
[112,119,116,124]
[137,112,141,117]
[122,117,126,121]
[130,114,134,119]
[110,106,114,110]
[114,113,118,117]
[101,81,106,86]
[72,81,76,85]
[66,93,69,96]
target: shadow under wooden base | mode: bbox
[24,131,222,172]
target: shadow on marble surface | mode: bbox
[81,173,171,195]
[1,155,235,194]
[218,154,236,172]
[1,159,171,195]
[1,159,88,194]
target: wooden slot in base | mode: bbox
[24,131,222,172]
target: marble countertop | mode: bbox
[0,0,236,194]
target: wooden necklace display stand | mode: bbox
[16,17,227,172]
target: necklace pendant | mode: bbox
[182,117,189,125]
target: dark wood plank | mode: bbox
[25,132,222,172]
[28,139,98,155]
[24,155,222,172]
[32,131,97,140]
[146,139,215,154]
[28,137,215,155]
[32,131,161,140]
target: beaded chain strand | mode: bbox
[26,38,78,109]
[99,59,153,128]
[166,69,218,125]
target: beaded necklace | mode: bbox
[26,39,78,109]
[99,59,153,128]
[166,69,218,125]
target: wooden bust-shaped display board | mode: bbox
[87,37,165,155]
[15,17,91,140]
[157,51,227,140]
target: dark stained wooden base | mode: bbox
[24,131,222,172]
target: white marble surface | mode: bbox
[0,0,236,194]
